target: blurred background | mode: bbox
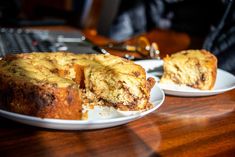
[0,0,234,73]
[0,0,226,39]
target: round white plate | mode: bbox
[0,76,164,130]
[135,60,235,97]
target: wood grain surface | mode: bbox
[0,26,234,157]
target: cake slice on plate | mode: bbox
[160,49,217,90]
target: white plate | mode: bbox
[135,60,235,97]
[0,76,164,130]
[136,59,164,78]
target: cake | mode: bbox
[160,50,217,90]
[0,52,155,120]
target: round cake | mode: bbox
[0,52,155,120]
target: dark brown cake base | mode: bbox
[0,75,82,120]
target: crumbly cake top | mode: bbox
[0,53,144,86]
[164,50,216,68]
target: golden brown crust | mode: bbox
[160,49,217,90]
[0,52,155,119]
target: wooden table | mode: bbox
[0,26,234,157]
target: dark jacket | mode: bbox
[203,0,235,74]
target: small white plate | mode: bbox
[0,76,164,130]
[135,60,235,97]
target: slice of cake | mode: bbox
[160,50,217,90]
[0,52,155,120]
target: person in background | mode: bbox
[203,0,235,74]
[108,0,235,74]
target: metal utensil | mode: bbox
[103,37,161,59]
